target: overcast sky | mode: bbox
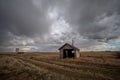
[0,0,120,52]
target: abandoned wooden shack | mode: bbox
[58,43,80,58]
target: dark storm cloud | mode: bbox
[64,0,120,42]
[0,0,53,45]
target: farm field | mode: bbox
[0,51,120,80]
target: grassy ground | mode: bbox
[0,51,120,80]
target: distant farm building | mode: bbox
[58,43,80,58]
[15,48,24,54]
[16,48,19,53]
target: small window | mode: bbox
[72,51,75,53]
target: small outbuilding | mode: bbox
[58,43,80,58]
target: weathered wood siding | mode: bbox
[75,50,80,58]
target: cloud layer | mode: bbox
[0,0,120,52]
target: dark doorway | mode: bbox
[63,49,74,58]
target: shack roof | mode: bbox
[58,43,79,50]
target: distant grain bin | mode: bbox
[16,48,19,53]
[58,43,80,58]
[16,48,24,54]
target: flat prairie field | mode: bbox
[0,51,120,80]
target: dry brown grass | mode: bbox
[0,51,120,80]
